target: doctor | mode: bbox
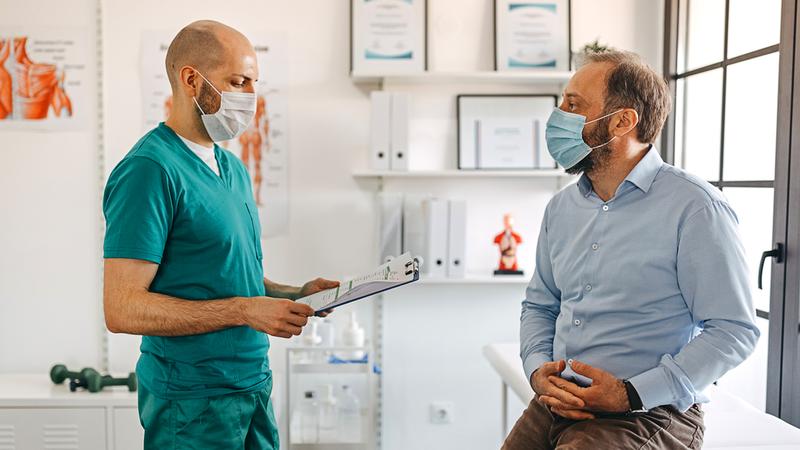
[503,49,758,449]
[102,20,337,449]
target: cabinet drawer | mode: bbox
[113,407,143,450]
[0,408,106,450]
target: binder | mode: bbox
[390,92,409,171]
[422,198,448,278]
[447,200,467,278]
[298,253,420,313]
[370,91,391,170]
[402,195,426,258]
[378,192,404,265]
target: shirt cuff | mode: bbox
[628,365,673,410]
[522,352,552,386]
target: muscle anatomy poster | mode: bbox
[0,30,90,130]
[141,31,290,238]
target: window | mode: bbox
[667,0,781,412]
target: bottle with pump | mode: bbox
[341,311,366,360]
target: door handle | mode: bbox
[758,243,784,290]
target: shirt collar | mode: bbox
[576,145,663,197]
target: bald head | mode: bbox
[165,20,253,89]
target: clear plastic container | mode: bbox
[299,390,319,443]
[338,384,362,443]
[318,384,339,442]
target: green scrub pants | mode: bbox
[138,383,280,450]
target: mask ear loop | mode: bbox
[584,109,634,149]
[190,68,222,115]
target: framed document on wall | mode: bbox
[457,95,558,170]
[494,0,571,71]
[351,0,427,75]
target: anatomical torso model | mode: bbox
[494,213,524,275]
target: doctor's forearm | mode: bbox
[263,278,301,300]
[104,287,249,336]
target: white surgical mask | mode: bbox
[192,70,256,142]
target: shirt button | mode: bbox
[591,243,599,251]
[602,205,609,211]
[574,319,582,326]
[585,284,592,292]
[567,358,574,365]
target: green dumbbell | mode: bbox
[101,373,138,392]
[50,364,84,385]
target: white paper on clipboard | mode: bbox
[297,253,421,313]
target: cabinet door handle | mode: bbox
[758,243,784,290]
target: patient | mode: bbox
[503,49,759,450]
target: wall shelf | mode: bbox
[415,275,529,286]
[353,169,570,179]
[351,70,573,85]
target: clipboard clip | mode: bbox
[407,257,422,275]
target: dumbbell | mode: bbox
[50,364,137,393]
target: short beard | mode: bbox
[196,81,220,116]
[565,117,614,176]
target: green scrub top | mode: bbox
[103,123,269,400]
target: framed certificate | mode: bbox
[457,95,558,170]
[351,0,427,75]
[494,0,571,71]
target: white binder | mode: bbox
[370,91,391,170]
[402,195,426,258]
[378,192,404,264]
[422,198,448,278]
[447,200,467,278]
[390,92,409,171]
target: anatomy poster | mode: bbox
[0,30,91,130]
[141,31,290,238]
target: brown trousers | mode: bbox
[502,398,704,450]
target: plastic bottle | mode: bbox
[341,311,366,360]
[339,385,362,443]
[318,317,336,347]
[318,384,339,442]
[299,390,319,443]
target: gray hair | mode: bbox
[579,49,672,144]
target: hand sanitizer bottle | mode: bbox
[342,311,366,360]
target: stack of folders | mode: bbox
[378,193,467,279]
[370,91,409,171]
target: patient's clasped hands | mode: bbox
[531,360,631,420]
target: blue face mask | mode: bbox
[545,108,624,169]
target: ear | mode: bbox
[612,108,639,138]
[178,66,201,98]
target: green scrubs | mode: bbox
[103,123,276,449]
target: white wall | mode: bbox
[0,1,664,449]
[0,0,104,373]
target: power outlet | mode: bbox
[430,401,455,424]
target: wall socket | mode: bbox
[430,401,455,424]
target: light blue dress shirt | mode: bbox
[520,147,759,412]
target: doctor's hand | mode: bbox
[550,360,630,414]
[297,278,340,317]
[242,297,315,338]
[297,278,340,298]
[532,360,593,420]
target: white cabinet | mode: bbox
[0,374,142,450]
[0,408,106,449]
[112,408,144,450]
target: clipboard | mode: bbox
[297,253,421,313]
